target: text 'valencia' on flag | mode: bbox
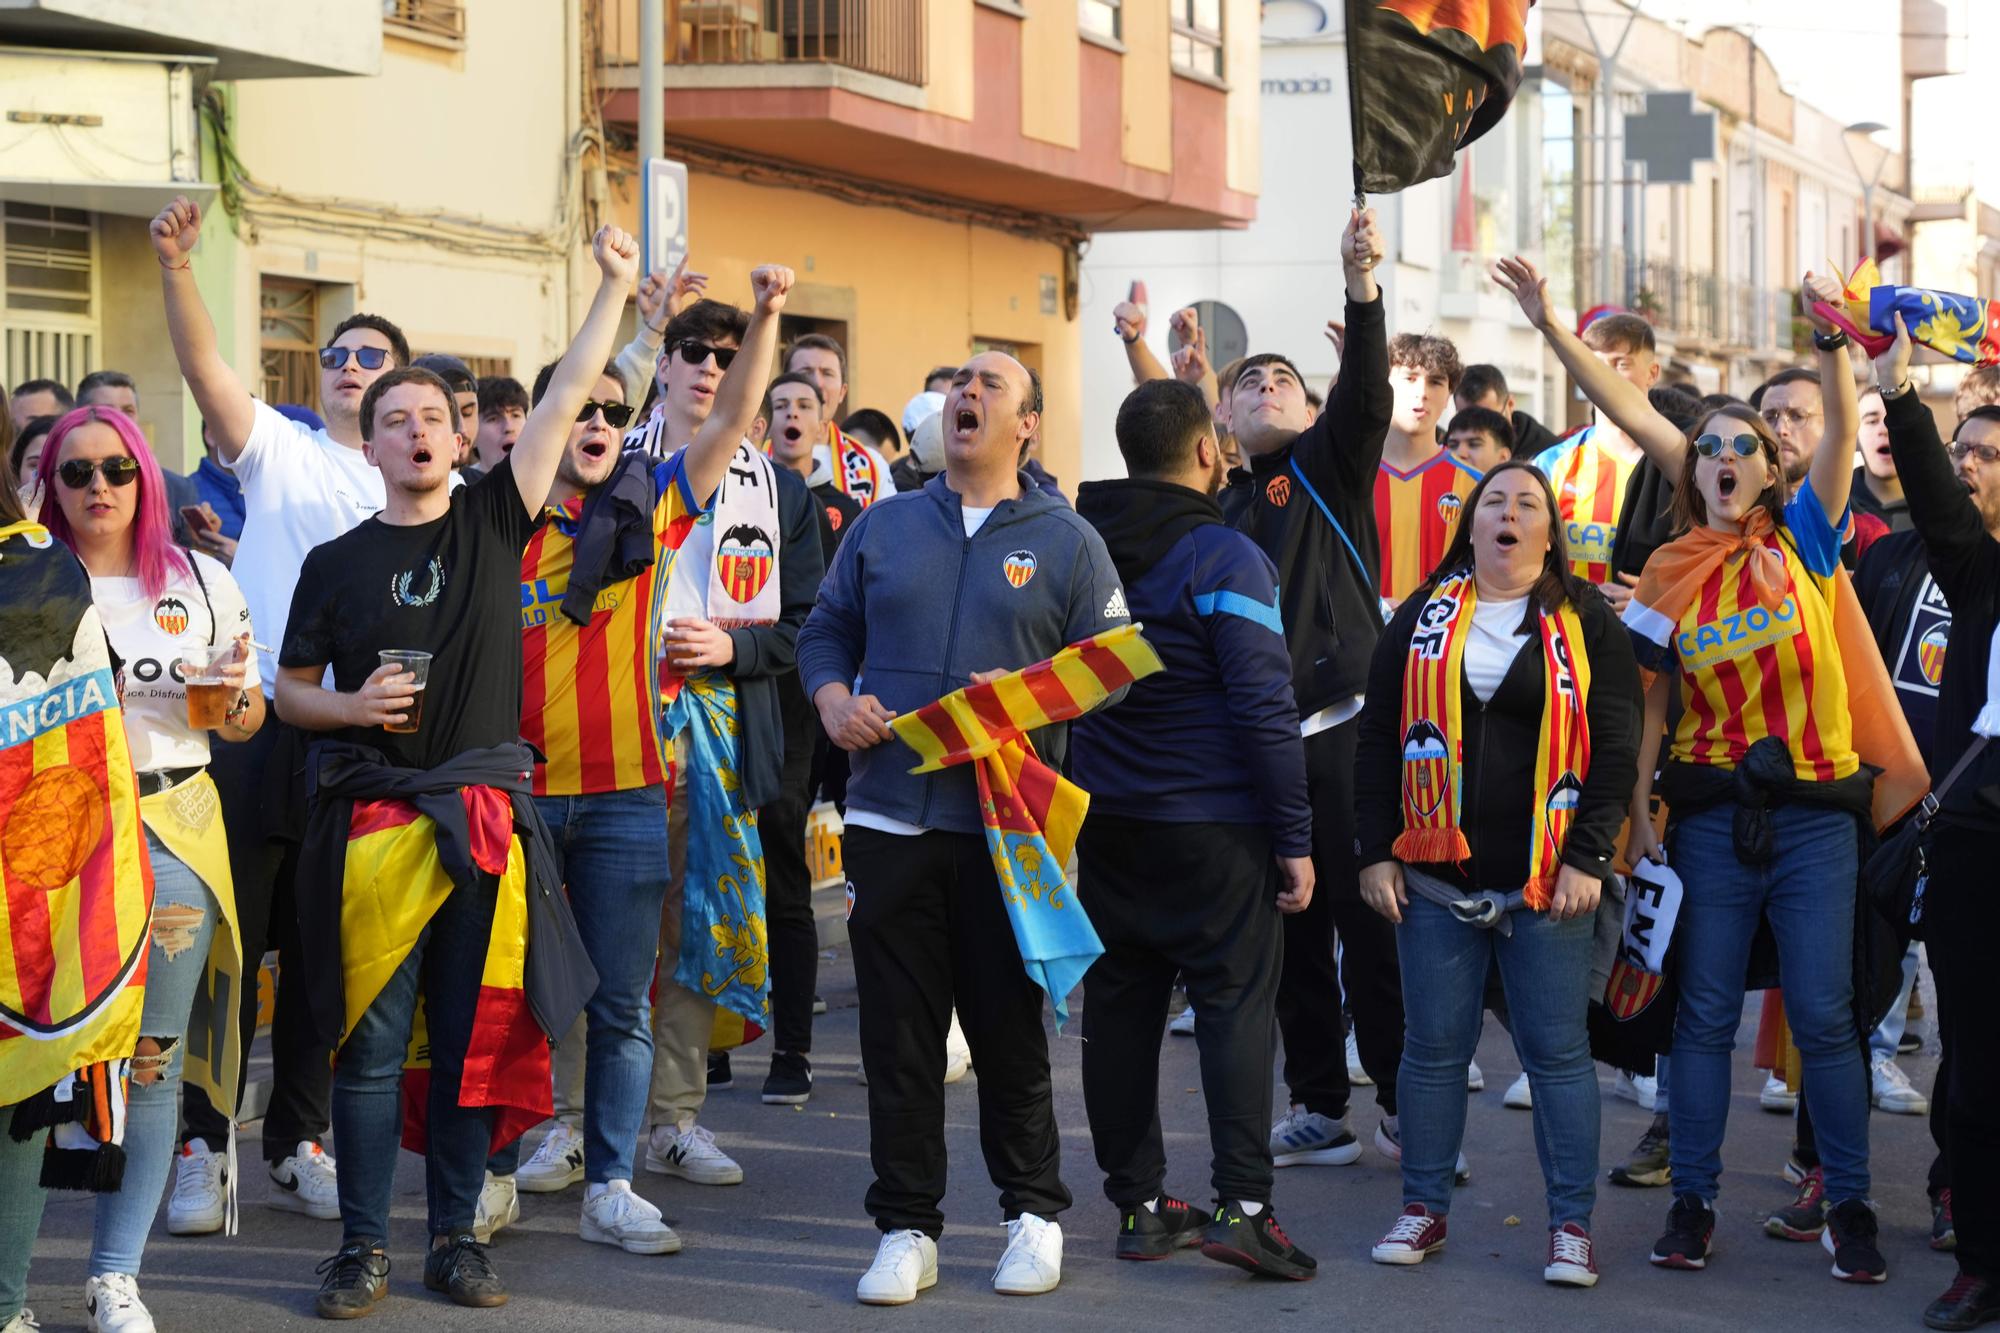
[1346,0,1534,195]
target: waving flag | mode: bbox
[1814,257,2000,367]
[1347,0,1535,194]
[891,625,1163,1027]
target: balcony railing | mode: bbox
[383,0,466,46]
[601,0,926,87]
[1577,249,1801,355]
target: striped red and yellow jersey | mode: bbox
[1533,426,1640,584]
[519,456,702,796]
[1374,451,1481,602]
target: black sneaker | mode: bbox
[1649,1194,1716,1270]
[761,1050,813,1105]
[315,1243,389,1320]
[1114,1194,1207,1260]
[1822,1198,1888,1284]
[707,1051,733,1090]
[1899,1032,1923,1054]
[422,1232,507,1308]
[1200,1201,1316,1281]
[1926,1274,2000,1331]
[1935,1190,1958,1252]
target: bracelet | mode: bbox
[1881,378,1913,400]
[224,690,250,722]
[645,318,666,336]
[1120,332,1139,345]
[158,255,192,272]
[1811,327,1849,352]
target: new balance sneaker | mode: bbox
[1466,1059,1486,1092]
[270,1140,341,1220]
[856,1230,937,1306]
[1760,1075,1798,1113]
[1926,1274,2000,1331]
[762,1050,814,1105]
[1,1308,39,1333]
[1823,1198,1888,1284]
[1504,1073,1533,1109]
[580,1179,681,1255]
[1114,1195,1206,1260]
[1269,1106,1362,1168]
[1201,1202,1316,1280]
[1649,1194,1716,1270]
[1545,1223,1600,1288]
[944,1012,972,1084]
[706,1052,733,1090]
[313,1243,389,1320]
[1609,1115,1671,1188]
[1934,1190,1958,1252]
[166,1140,227,1235]
[423,1232,507,1308]
[1373,1116,1470,1183]
[1614,1070,1659,1112]
[472,1170,518,1244]
[1168,1003,1197,1037]
[1873,1056,1931,1115]
[1370,1205,1447,1265]
[1782,1153,1815,1187]
[992,1213,1062,1295]
[84,1273,153,1333]
[517,1121,585,1193]
[1765,1166,1826,1241]
[1346,1029,1374,1086]
[644,1118,744,1185]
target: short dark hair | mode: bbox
[530,360,621,408]
[1304,385,1324,412]
[1023,365,1043,419]
[1580,313,1656,357]
[11,378,72,411]
[1232,353,1305,395]
[1115,379,1213,478]
[476,375,530,417]
[785,333,847,384]
[1954,405,2000,441]
[360,366,456,441]
[411,353,476,397]
[329,312,411,369]
[840,407,899,452]
[1649,384,1703,433]
[1388,332,1465,392]
[9,414,56,481]
[1457,364,1510,406]
[763,370,823,419]
[76,369,136,406]
[1754,367,1822,410]
[1423,460,1588,618]
[661,299,749,354]
[1445,405,1514,457]
[924,365,956,390]
[1696,391,1747,416]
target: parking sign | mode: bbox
[642,157,689,277]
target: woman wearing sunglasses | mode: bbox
[1495,259,1926,1287]
[34,405,264,1332]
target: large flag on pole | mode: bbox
[1346,0,1535,195]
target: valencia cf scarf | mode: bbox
[891,625,1164,1027]
[664,440,781,633]
[826,424,884,506]
[1394,570,1591,911]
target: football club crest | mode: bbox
[1437,491,1464,524]
[1400,719,1452,819]
[1604,955,1664,1020]
[1265,474,1292,507]
[1919,626,1949,687]
[1543,770,1583,855]
[716,523,775,604]
[1003,550,1038,588]
[153,595,190,637]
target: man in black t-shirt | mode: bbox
[276,226,644,1319]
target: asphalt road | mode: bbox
[23,944,1949,1332]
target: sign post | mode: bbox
[641,156,689,278]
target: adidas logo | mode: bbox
[1103,587,1128,620]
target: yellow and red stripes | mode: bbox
[1374,452,1480,602]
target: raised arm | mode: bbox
[508,225,639,515]
[1113,299,1171,385]
[1297,208,1391,495]
[681,264,794,506]
[150,197,258,460]
[1169,308,1219,409]
[1493,256,1685,471]
[1803,271,1858,518]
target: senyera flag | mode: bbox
[1346,0,1535,195]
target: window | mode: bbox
[2,202,97,389]
[383,0,466,48]
[1170,0,1222,80]
[260,277,320,411]
[1080,0,1120,42]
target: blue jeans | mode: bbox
[1395,892,1599,1227]
[0,1105,47,1323]
[92,830,218,1275]
[1668,803,1869,1204]
[333,871,498,1243]
[1868,942,1921,1063]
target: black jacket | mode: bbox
[1355,584,1643,890]
[1219,295,1393,715]
[1849,465,1913,532]
[1855,528,1951,767]
[725,465,825,811]
[1511,410,1559,459]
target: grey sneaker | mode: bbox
[1610,1115,1671,1188]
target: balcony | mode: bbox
[0,0,382,79]
[1579,249,1802,357]
[599,0,925,87]
[383,0,466,50]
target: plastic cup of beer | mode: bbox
[181,644,238,730]
[378,650,432,734]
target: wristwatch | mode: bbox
[1812,328,1849,352]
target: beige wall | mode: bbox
[926,0,975,121]
[1018,0,1081,149]
[1119,2,1172,173]
[1222,0,1259,196]
[98,215,196,468]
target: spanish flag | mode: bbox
[891,625,1163,1026]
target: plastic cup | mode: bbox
[378,650,432,734]
[181,643,238,729]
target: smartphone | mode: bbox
[180,505,218,536]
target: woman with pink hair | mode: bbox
[37,405,264,1332]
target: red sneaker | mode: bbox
[1370,1204,1447,1266]
[1545,1222,1599,1287]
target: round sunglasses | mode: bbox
[1694,433,1763,459]
[58,457,141,489]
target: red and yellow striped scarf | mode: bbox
[827,424,883,505]
[1394,571,1592,910]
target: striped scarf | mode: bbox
[1394,571,1592,910]
[826,424,884,505]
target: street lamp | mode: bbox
[1844,121,1890,265]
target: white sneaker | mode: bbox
[643,1119,744,1185]
[166,1140,226,1235]
[1269,1105,1362,1167]
[1346,1028,1374,1086]
[1504,1073,1533,1110]
[1760,1075,1799,1113]
[1467,1059,1486,1092]
[856,1229,937,1306]
[84,1273,153,1333]
[473,1170,519,1243]
[580,1179,681,1254]
[992,1213,1062,1295]
[1168,1003,1196,1036]
[1,1307,39,1333]
[1615,1070,1659,1112]
[1871,1056,1930,1115]
[944,1011,972,1084]
[518,1120,586,1193]
[1373,1116,1471,1183]
[268,1140,340,1219]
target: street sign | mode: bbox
[1623,91,1716,185]
[642,156,689,277]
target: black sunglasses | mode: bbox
[58,457,141,489]
[319,345,391,371]
[1694,433,1762,459]
[671,339,736,371]
[576,400,635,428]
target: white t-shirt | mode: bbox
[961,506,994,538]
[1464,594,1531,704]
[94,551,259,773]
